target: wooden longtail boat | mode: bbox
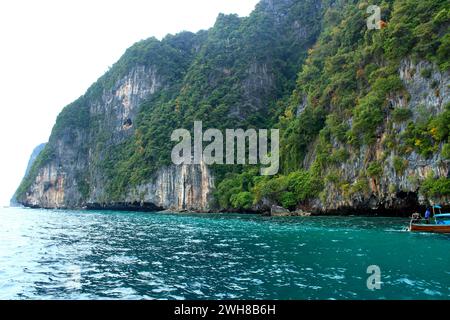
[409,221,450,233]
[408,206,450,234]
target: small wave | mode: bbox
[396,278,416,286]
[385,228,409,232]
[105,255,140,264]
[424,289,442,296]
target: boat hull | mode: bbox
[410,224,450,233]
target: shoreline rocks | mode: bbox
[270,205,312,217]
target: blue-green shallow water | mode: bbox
[0,207,449,300]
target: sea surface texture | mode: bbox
[0,207,449,299]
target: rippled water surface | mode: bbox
[0,207,449,299]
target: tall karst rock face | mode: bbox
[216,0,449,215]
[309,59,449,214]
[15,0,450,214]
[15,0,326,211]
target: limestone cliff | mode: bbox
[213,0,449,215]
[309,59,449,214]
[15,0,448,214]
[16,0,323,212]
[18,63,215,211]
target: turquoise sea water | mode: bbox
[0,207,449,300]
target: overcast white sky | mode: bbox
[0,0,259,206]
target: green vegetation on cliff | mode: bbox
[15,0,449,212]
[102,0,326,200]
[219,0,449,211]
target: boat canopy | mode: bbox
[435,213,450,219]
